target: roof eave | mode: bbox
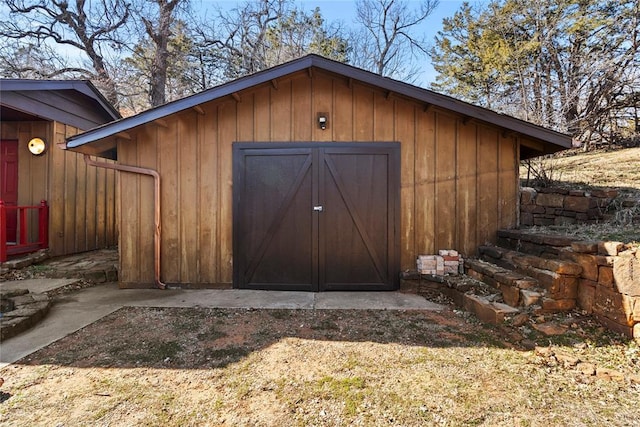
[66,55,572,151]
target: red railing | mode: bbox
[0,200,49,262]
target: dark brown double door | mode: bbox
[233,143,400,291]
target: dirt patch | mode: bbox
[1,303,638,426]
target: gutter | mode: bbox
[83,154,166,289]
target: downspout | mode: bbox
[83,154,166,289]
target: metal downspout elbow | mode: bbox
[84,154,166,289]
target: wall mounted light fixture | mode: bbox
[317,113,328,130]
[28,137,47,156]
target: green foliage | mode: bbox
[431,0,640,146]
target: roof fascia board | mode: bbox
[67,57,317,148]
[2,91,106,130]
[309,57,571,148]
[0,79,121,120]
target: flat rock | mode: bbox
[533,322,569,336]
[0,278,81,294]
[511,313,529,327]
[571,241,599,254]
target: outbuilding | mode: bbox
[1,79,119,262]
[64,55,571,290]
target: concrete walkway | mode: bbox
[0,280,443,367]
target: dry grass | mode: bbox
[520,147,640,243]
[521,147,640,196]
[1,306,638,426]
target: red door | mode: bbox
[1,140,19,242]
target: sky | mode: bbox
[198,0,476,86]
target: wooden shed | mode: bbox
[1,79,120,261]
[64,55,571,290]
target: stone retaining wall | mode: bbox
[560,241,640,339]
[498,230,640,340]
[520,187,619,226]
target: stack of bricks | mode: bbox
[417,250,463,276]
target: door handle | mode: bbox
[313,206,323,212]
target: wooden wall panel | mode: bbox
[477,126,499,246]
[218,100,237,282]
[95,165,107,249]
[158,120,180,283]
[49,122,67,256]
[63,125,78,253]
[178,113,199,282]
[114,72,527,286]
[456,122,478,255]
[74,144,87,250]
[198,103,219,282]
[395,100,415,270]
[254,86,270,141]
[271,81,292,141]
[237,92,254,142]
[105,160,117,247]
[118,137,140,284]
[85,152,97,251]
[312,77,333,142]
[333,78,353,140]
[499,135,518,229]
[354,85,374,141]
[120,140,141,283]
[435,113,457,250]
[374,93,394,141]
[292,75,312,141]
[414,109,436,255]
[137,125,157,284]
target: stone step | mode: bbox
[479,245,581,302]
[496,229,575,257]
[464,258,543,308]
[462,293,520,324]
[0,289,52,341]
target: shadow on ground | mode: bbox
[15,305,521,370]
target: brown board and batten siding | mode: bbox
[0,120,117,256]
[114,68,519,287]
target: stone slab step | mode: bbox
[479,245,581,301]
[464,258,542,308]
[480,245,582,276]
[0,289,52,341]
[462,294,520,324]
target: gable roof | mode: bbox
[65,54,571,159]
[0,79,120,130]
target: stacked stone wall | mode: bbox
[560,242,640,339]
[498,230,640,340]
[520,187,619,226]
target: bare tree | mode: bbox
[191,0,348,82]
[350,0,439,80]
[139,0,185,107]
[214,0,288,79]
[0,0,132,105]
[0,39,87,79]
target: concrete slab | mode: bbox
[314,291,444,310]
[0,283,444,367]
[127,289,316,310]
[0,278,80,293]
